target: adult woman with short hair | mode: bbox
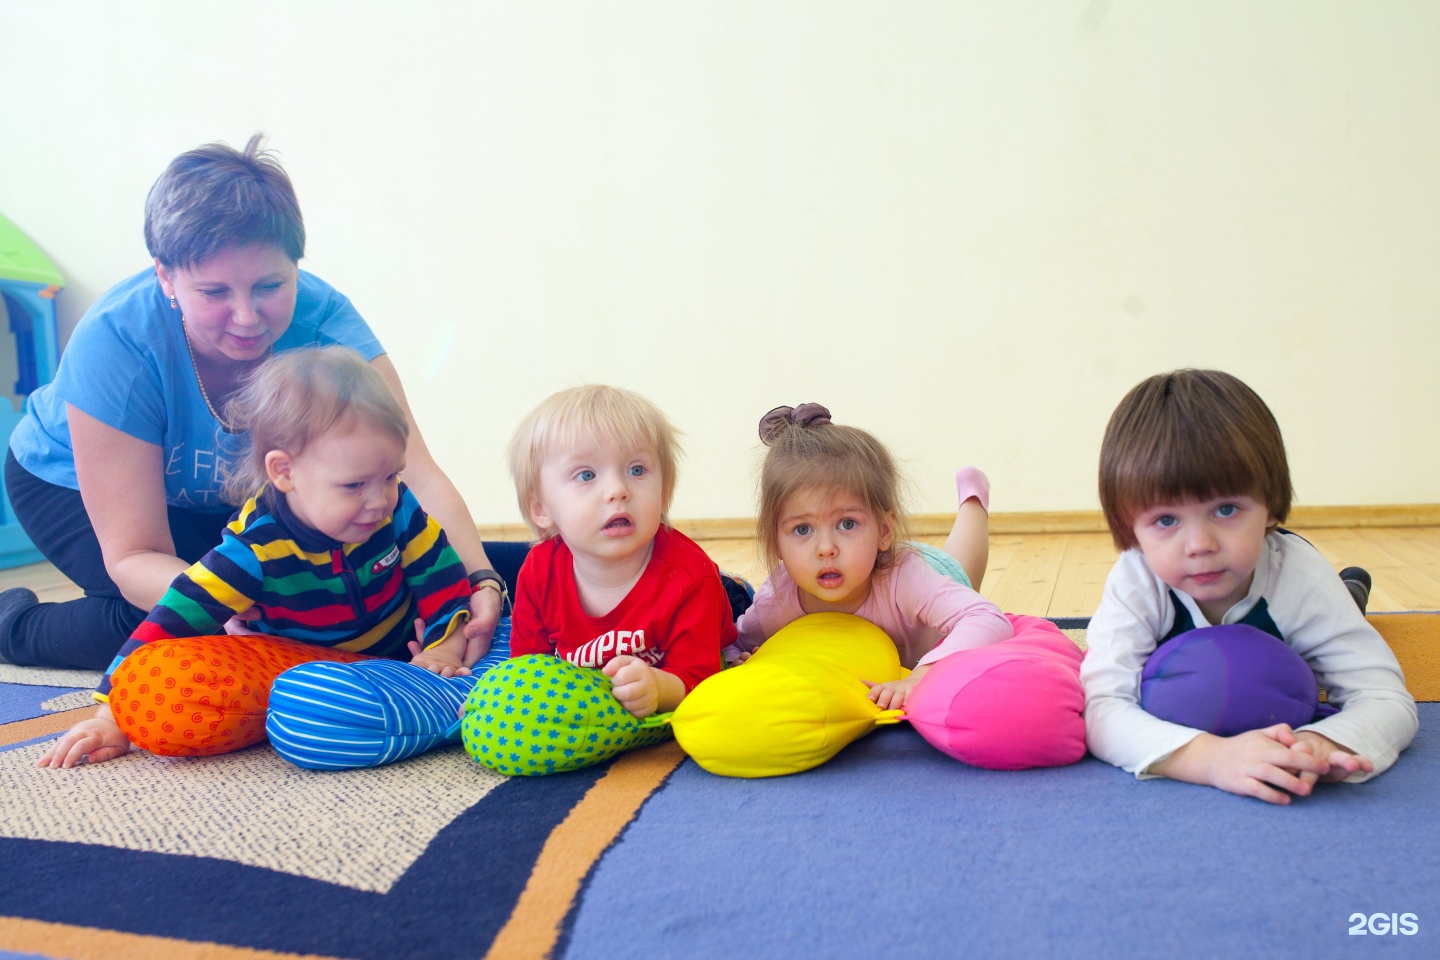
[1,136,521,670]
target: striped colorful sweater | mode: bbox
[97,483,472,699]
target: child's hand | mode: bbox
[603,655,661,718]
[603,657,687,717]
[1149,723,1331,805]
[35,708,131,769]
[224,605,263,636]
[1291,730,1374,784]
[407,618,472,677]
[864,664,930,710]
[722,644,751,666]
[603,656,660,717]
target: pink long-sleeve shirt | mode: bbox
[732,547,1013,669]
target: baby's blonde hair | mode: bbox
[508,384,682,539]
[755,406,909,573]
[222,346,408,504]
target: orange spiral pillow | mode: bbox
[107,634,368,757]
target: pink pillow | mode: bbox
[905,614,1086,770]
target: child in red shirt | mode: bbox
[507,385,735,717]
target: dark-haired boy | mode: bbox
[1082,369,1416,804]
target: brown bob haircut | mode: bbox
[1098,369,1293,551]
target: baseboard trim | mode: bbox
[477,504,1440,543]
[1284,503,1440,528]
[475,522,536,541]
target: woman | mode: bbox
[1,136,523,670]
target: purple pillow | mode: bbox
[1140,624,1330,736]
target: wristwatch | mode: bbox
[467,569,509,602]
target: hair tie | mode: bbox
[758,403,833,444]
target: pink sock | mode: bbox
[956,467,990,513]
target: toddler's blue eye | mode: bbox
[628,464,646,477]
[838,518,858,531]
[1155,515,1178,528]
[792,523,812,537]
[1216,503,1238,518]
[576,469,596,482]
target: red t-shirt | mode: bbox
[510,526,735,692]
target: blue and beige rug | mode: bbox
[2,614,1436,960]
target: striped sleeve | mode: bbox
[96,531,265,700]
[392,485,472,647]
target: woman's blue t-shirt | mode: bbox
[9,267,384,511]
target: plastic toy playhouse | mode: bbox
[0,213,63,567]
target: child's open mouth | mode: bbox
[603,516,633,533]
[817,569,843,588]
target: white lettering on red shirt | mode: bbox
[564,629,663,669]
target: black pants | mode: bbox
[2,450,531,670]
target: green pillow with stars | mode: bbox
[460,654,673,776]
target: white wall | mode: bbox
[3,1,1437,526]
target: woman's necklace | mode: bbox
[181,317,236,432]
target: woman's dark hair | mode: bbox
[144,134,305,268]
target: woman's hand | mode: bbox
[35,707,131,769]
[459,587,502,666]
[368,357,509,670]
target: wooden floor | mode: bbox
[4,526,1439,617]
[700,526,1440,617]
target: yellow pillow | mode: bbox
[671,612,906,778]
